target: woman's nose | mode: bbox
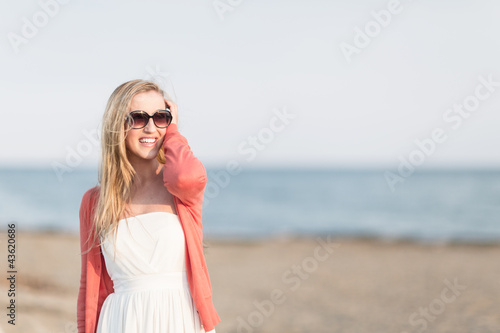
[144,117,156,132]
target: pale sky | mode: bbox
[1,0,499,170]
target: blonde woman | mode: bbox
[77,80,220,333]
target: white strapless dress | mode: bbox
[96,212,215,333]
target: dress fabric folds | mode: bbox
[96,212,214,333]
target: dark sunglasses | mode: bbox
[125,109,172,129]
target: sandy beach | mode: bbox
[0,231,498,333]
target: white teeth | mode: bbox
[139,138,156,143]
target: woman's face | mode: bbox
[124,90,167,162]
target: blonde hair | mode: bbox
[81,80,166,257]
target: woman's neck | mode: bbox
[130,158,163,188]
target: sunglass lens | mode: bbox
[130,112,147,128]
[154,111,171,127]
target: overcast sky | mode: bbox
[1,0,499,170]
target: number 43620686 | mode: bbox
[7,223,16,270]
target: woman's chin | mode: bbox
[144,150,160,160]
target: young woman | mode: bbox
[77,80,220,333]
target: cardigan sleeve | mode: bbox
[162,123,207,207]
[77,187,95,333]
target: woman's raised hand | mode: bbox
[164,98,178,126]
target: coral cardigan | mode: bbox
[77,123,221,333]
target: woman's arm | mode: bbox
[162,123,207,207]
[77,188,93,333]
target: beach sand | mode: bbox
[0,231,498,333]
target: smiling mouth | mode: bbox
[139,138,157,144]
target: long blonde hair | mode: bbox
[81,80,166,256]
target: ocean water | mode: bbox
[0,167,498,243]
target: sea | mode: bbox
[0,167,499,243]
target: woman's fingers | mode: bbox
[164,98,178,125]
